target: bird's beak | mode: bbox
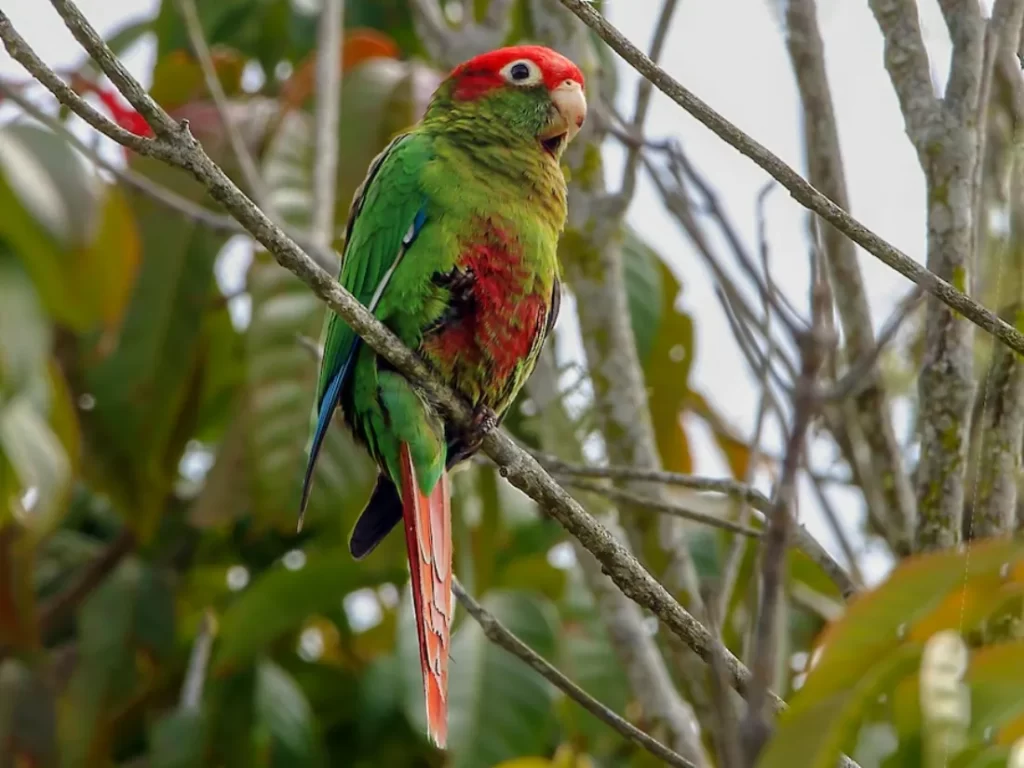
[539,79,587,154]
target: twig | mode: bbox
[806,470,865,587]
[180,610,217,711]
[175,0,272,210]
[700,588,745,768]
[555,0,1024,361]
[312,0,343,247]
[563,479,762,537]
[821,287,925,402]
[38,530,135,637]
[615,0,679,210]
[741,277,828,764]
[409,0,515,69]
[452,580,697,768]
[718,189,776,620]
[1,0,762,706]
[538,456,856,599]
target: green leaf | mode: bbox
[150,710,208,768]
[624,230,696,474]
[756,645,922,768]
[0,125,141,334]
[244,253,375,532]
[60,557,177,768]
[81,155,224,537]
[256,660,325,768]
[792,537,1024,719]
[0,659,57,767]
[214,550,403,672]
[399,589,558,766]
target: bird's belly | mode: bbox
[420,244,550,415]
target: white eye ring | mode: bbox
[500,58,543,86]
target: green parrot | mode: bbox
[299,45,586,747]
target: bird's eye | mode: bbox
[500,58,542,86]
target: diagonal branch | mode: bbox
[554,0,1024,363]
[452,579,697,768]
[0,0,763,709]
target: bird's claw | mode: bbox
[464,405,498,453]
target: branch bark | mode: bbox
[785,0,916,548]
[870,0,984,550]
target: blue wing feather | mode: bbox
[296,137,429,528]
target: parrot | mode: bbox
[298,45,586,748]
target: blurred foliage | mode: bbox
[1,1,1006,767]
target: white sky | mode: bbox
[3,0,991,587]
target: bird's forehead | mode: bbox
[452,46,584,88]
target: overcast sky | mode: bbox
[3,0,990,585]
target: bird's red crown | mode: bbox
[448,45,585,101]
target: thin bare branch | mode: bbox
[616,0,679,209]
[741,276,829,764]
[312,0,343,247]
[452,580,697,768]
[938,0,986,121]
[2,0,764,711]
[555,0,1024,363]
[410,0,515,69]
[538,457,857,599]
[175,0,272,209]
[786,0,916,545]
[562,479,762,537]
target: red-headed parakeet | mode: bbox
[299,45,586,747]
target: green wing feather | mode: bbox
[299,131,432,518]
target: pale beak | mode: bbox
[539,79,587,154]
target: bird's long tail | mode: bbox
[398,442,452,748]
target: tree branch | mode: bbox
[311,0,343,247]
[561,479,762,537]
[541,457,856,599]
[871,0,984,550]
[555,0,1024,364]
[409,0,515,69]
[452,579,697,768]
[0,0,763,711]
[786,0,916,547]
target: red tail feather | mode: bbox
[399,443,452,748]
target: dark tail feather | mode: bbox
[349,475,404,559]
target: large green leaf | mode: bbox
[150,710,208,768]
[255,661,326,768]
[243,253,375,532]
[0,659,57,767]
[59,557,176,768]
[0,124,141,333]
[81,155,224,537]
[623,229,696,474]
[214,550,403,672]
[399,589,558,766]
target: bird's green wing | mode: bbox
[299,131,432,516]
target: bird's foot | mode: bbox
[463,405,499,453]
